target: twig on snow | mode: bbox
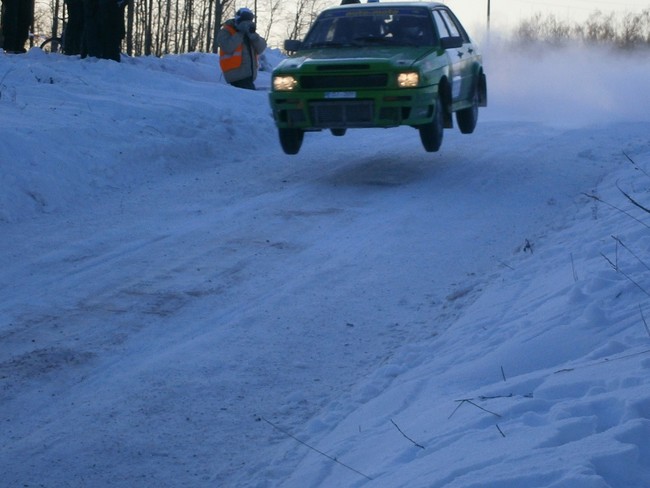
[257,416,373,481]
[450,399,502,419]
[601,252,617,271]
[623,151,650,179]
[571,253,579,282]
[448,400,465,419]
[582,193,650,230]
[640,305,650,338]
[554,348,650,374]
[479,393,514,401]
[600,253,650,298]
[611,235,650,273]
[616,180,650,215]
[390,419,425,449]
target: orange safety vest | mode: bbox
[219,25,243,73]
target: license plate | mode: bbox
[325,91,357,99]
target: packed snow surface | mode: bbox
[1,42,650,487]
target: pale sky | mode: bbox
[321,0,650,36]
[443,0,650,33]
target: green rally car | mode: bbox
[269,1,487,155]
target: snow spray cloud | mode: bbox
[481,42,650,127]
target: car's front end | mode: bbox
[270,48,447,131]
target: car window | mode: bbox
[303,7,436,47]
[434,9,469,42]
[305,17,338,44]
[388,13,435,46]
[433,11,450,38]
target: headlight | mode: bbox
[273,75,298,91]
[397,72,419,88]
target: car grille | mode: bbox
[300,74,388,89]
[309,100,374,127]
[316,64,371,71]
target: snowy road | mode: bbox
[2,48,650,487]
[3,124,635,486]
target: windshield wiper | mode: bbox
[305,41,351,48]
[351,36,391,46]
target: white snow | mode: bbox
[1,42,650,488]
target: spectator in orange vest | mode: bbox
[217,7,267,90]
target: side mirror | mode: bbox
[440,36,464,50]
[284,39,303,52]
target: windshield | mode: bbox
[303,7,437,48]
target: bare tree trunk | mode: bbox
[205,0,214,52]
[51,0,61,39]
[143,0,152,55]
[126,0,134,55]
[162,0,170,53]
[174,0,180,53]
[287,0,307,40]
[212,0,233,53]
[185,0,193,51]
[262,0,282,42]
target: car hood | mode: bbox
[276,47,436,72]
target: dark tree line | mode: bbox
[28,3,650,56]
[35,0,233,55]
[33,0,330,56]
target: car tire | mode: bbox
[418,96,444,152]
[330,128,347,137]
[456,87,479,134]
[279,128,304,155]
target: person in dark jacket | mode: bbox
[1,0,34,53]
[217,7,267,90]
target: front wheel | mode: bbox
[418,96,444,152]
[278,128,304,155]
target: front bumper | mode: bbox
[269,85,439,130]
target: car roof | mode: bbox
[324,1,447,10]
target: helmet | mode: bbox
[235,7,255,23]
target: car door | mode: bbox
[433,8,476,104]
